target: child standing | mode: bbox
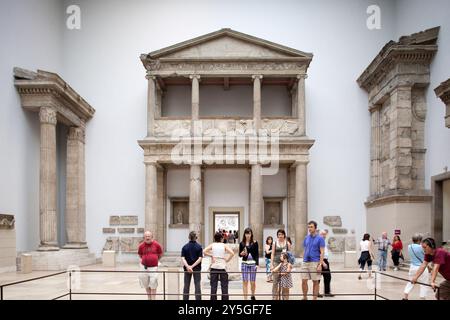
[272,252,293,300]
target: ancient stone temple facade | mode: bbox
[357,27,439,245]
[13,68,96,269]
[138,29,314,256]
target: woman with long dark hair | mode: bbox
[265,236,274,282]
[270,229,291,300]
[392,235,403,271]
[358,233,374,280]
[239,227,259,300]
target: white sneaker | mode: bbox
[394,267,399,271]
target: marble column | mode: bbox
[145,162,158,236]
[250,164,263,255]
[297,75,306,136]
[190,75,200,121]
[252,75,263,131]
[38,107,59,251]
[64,127,87,248]
[189,165,203,244]
[147,75,156,137]
[287,166,296,242]
[294,161,308,257]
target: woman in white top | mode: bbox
[358,233,374,280]
[204,231,235,300]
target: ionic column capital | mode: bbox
[189,74,201,82]
[68,127,85,143]
[297,74,308,80]
[39,107,57,125]
[145,73,157,81]
[252,74,263,81]
[291,160,309,168]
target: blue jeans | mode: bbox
[378,250,387,271]
[265,258,271,275]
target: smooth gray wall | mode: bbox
[1,0,448,257]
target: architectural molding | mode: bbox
[357,27,439,93]
[434,78,450,128]
[14,67,95,126]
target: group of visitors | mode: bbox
[356,232,450,300]
[137,227,449,300]
[217,229,238,244]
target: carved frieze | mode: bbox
[0,214,15,230]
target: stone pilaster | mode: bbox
[294,161,308,257]
[249,164,263,254]
[64,127,87,249]
[252,75,262,131]
[147,75,156,137]
[145,161,158,237]
[389,85,413,191]
[189,165,203,244]
[297,75,306,136]
[38,107,59,251]
[370,105,381,196]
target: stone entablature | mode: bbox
[357,27,439,202]
[138,137,314,164]
[14,68,95,127]
[434,78,450,128]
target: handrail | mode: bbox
[0,269,441,300]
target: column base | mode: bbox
[63,242,88,249]
[37,244,60,251]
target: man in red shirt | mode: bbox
[138,231,163,300]
[412,237,450,300]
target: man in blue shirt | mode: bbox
[301,221,325,300]
[181,231,203,300]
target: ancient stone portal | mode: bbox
[14,68,96,270]
[357,27,439,250]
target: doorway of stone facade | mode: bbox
[208,207,244,245]
[432,172,450,246]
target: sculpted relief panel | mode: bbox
[154,119,300,137]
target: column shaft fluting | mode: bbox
[38,107,59,251]
[145,162,158,236]
[250,164,263,254]
[189,165,203,244]
[65,127,87,248]
[294,161,308,257]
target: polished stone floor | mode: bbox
[0,261,443,300]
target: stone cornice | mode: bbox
[143,28,313,59]
[14,67,95,124]
[435,78,450,105]
[357,27,439,92]
[365,192,432,208]
[140,28,313,74]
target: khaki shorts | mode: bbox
[138,264,158,289]
[437,279,450,300]
[301,262,321,281]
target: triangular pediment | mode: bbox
[146,28,312,60]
